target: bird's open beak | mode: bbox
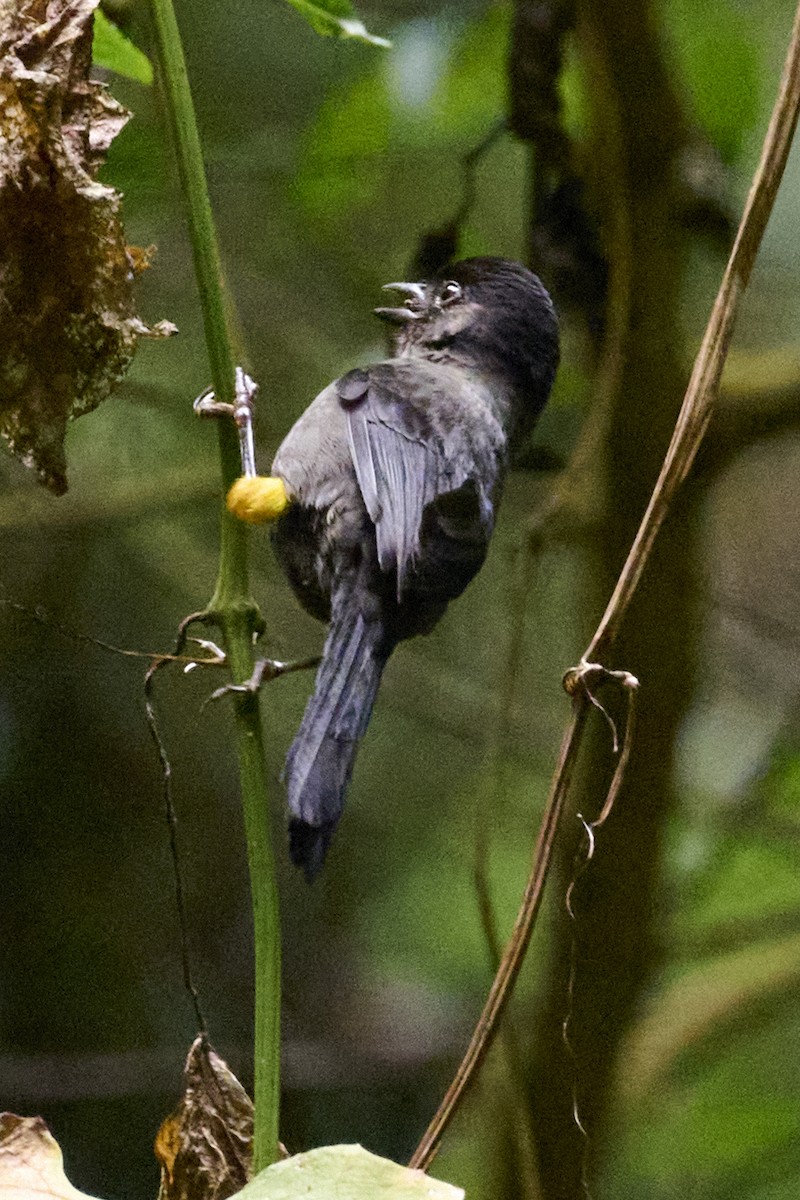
[373,306,419,324]
[373,280,426,324]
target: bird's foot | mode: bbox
[194,367,290,523]
[208,657,275,703]
[182,637,226,673]
[194,366,259,476]
[207,654,321,704]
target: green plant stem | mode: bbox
[148,0,281,1171]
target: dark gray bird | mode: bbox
[271,257,559,877]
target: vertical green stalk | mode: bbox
[147,0,281,1171]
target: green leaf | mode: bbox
[282,0,390,47]
[230,1145,464,1199]
[92,10,153,85]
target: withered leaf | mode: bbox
[0,0,175,494]
[155,1037,253,1200]
[0,1113,102,1200]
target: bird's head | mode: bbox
[375,257,559,417]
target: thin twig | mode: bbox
[142,622,320,1042]
[144,613,211,1034]
[0,593,221,667]
[409,694,589,1168]
[453,119,508,229]
[561,681,637,1199]
[410,0,800,1170]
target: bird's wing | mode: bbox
[335,364,486,597]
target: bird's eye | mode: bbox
[440,281,462,306]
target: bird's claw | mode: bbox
[193,390,235,419]
[194,367,259,477]
[183,638,226,674]
[207,658,280,704]
[206,654,321,705]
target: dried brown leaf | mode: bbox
[0,1113,101,1200]
[0,0,175,494]
[155,1037,253,1200]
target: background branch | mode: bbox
[411,0,800,1174]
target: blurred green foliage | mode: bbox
[4,1,800,1199]
[664,0,760,162]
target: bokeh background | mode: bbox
[3,1,800,1197]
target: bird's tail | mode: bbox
[285,585,392,879]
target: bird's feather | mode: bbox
[284,567,392,879]
[338,367,487,599]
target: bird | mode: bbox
[258,257,559,878]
